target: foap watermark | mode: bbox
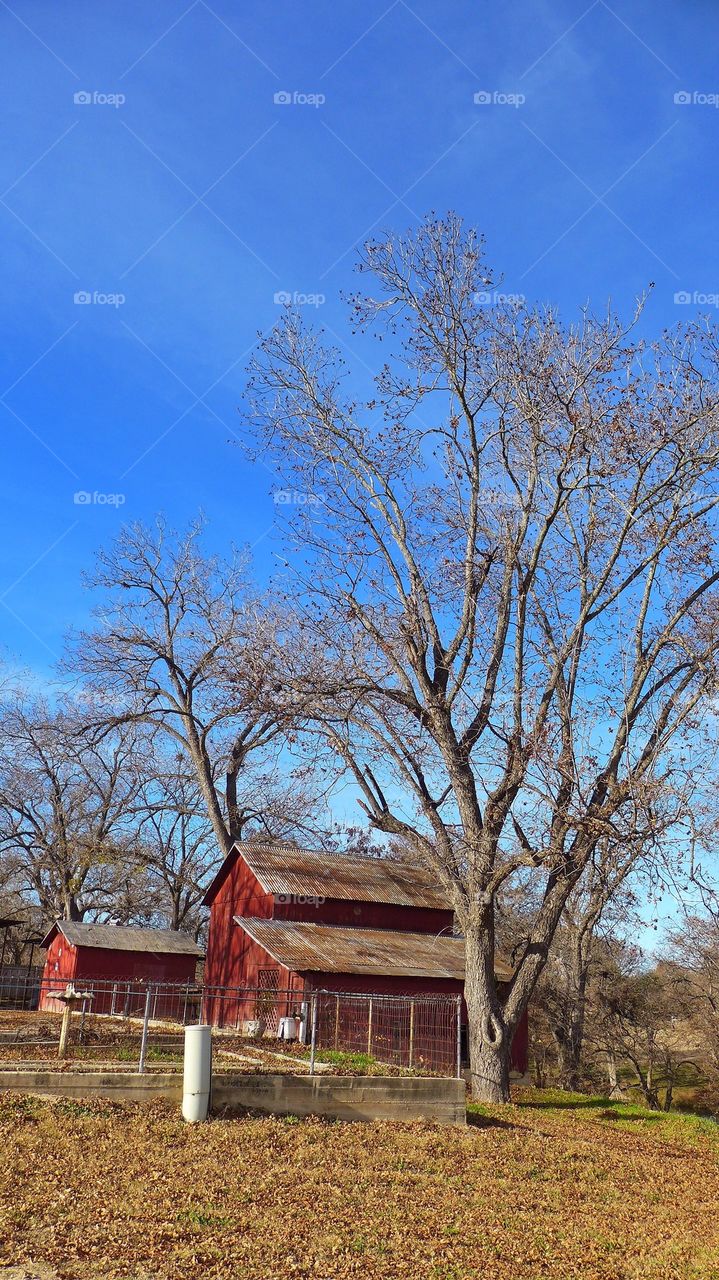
[273,89,325,108]
[74,90,126,108]
[474,89,525,108]
[274,289,325,308]
[474,289,526,306]
[74,491,126,507]
[674,90,719,108]
[674,290,719,308]
[274,489,325,507]
[74,290,125,308]
[274,893,326,906]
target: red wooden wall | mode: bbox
[40,937,197,1014]
[40,932,78,1000]
[274,897,455,934]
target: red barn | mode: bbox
[202,841,528,1074]
[39,922,203,1015]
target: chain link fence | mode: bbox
[0,971,461,1077]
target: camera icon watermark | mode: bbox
[74,290,125,308]
[273,289,325,308]
[474,89,525,108]
[674,90,719,107]
[274,893,326,906]
[73,90,126,108]
[273,489,325,507]
[674,289,719,307]
[74,491,126,507]
[474,289,526,306]
[273,89,325,108]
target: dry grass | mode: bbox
[1,1088,719,1279]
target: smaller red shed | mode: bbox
[39,921,203,1014]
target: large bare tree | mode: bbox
[71,518,321,860]
[247,213,719,1102]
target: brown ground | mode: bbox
[1,1088,719,1279]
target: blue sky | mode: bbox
[1,0,717,676]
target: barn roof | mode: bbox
[203,840,451,910]
[40,921,203,957]
[234,917,513,982]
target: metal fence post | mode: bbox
[78,995,89,1045]
[408,1000,415,1069]
[138,985,153,1074]
[309,995,318,1076]
[367,997,373,1056]
[456,995,462,1079]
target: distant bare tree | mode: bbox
[71,518,322,859]
[0,699,142,922]
[535,825,664,1092]
[665,909,719,1097]
[248,212,719,1102]
[134,761,216,937]
[588,952,688,1110]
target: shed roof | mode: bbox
[235,917,512,982]
[41,921,203,957]
[203,840,451,910]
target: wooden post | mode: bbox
[408,1000,415,1069]
[334,995,340,1050]
[58,1001,72,1059]
[309,996,318,1076]
[138,986,153,1074]
[367,998,373,1056]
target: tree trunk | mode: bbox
[563,1021,584,1092]
[182,716,232,857]
[554,927,592,1093]
[464,919,511,1103]
[62,892,83,921]
[606,1050,623,1100]
[532,1053,546,1090]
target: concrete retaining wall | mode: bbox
[213,1073,466,1123]
[0,1071,466,1125]
[0,1070,183,1104]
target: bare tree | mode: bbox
[71,518,321,859]
[588,953,689,1110]
[0,699,143,922]
[134,760,216,937]
[247,213,719,1102]
[665,909,719,1102]
[535,828,661,1091]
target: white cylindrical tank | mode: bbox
[277,1016,297,1041]
[182,1024,212,1123]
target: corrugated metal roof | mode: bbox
[236,842,451,910]
[41,921,203,957]
[234,917,512,982]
